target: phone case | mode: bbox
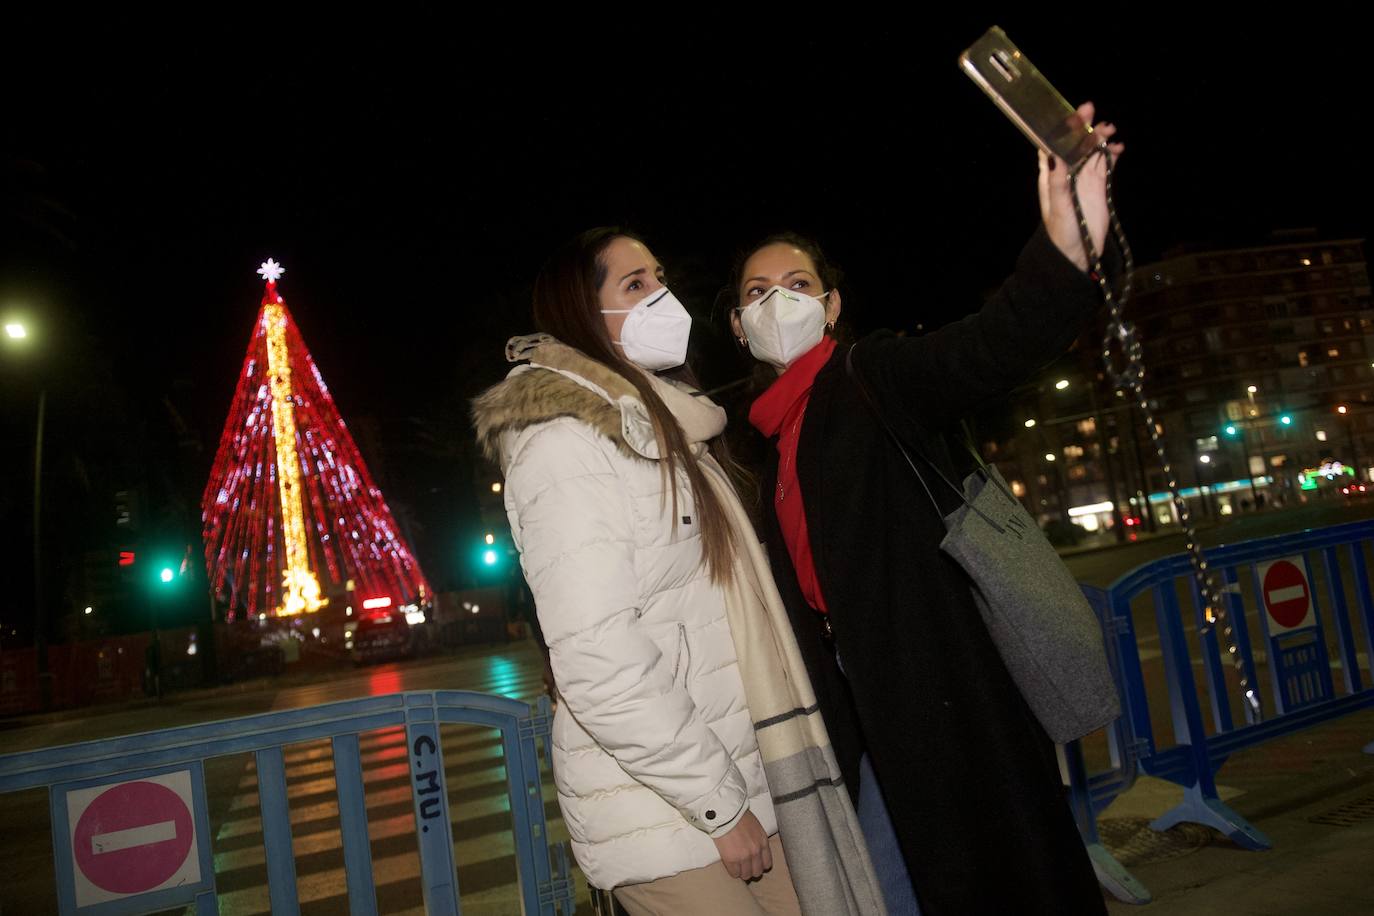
[959,26,1099,170]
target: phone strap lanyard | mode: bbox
[1070,151,1261,719]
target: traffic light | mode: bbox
[1224,424,1239,437]
[474,534,504,573]
[1280,414,1294,426]
[152,549,192,588]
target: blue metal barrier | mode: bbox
[0,690,576,915]
[1068,519,1374,904]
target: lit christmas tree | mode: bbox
[202,259,431,620]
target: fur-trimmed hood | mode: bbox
[471,334,726,464]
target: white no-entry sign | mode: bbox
[64,769,201,908]
[1257,556,1317,633]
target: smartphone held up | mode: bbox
[959,26,1100,171]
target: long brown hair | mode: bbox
[532,227,738,584]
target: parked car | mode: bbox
[350,613,414,665]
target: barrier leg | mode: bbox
[1149,782,1271,850]
[1086,845,1152,905]
[1062,741,1152,904]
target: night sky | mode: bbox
[2,16,1368,616]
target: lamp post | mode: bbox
[3,319,50,708]
[1057,377,1126,541]
[1223,421,1261,508]
[1197,452,1215,519]
[1336,405,1362,482]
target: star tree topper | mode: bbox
[257,258,285,282]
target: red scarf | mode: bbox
[748,337,836,613]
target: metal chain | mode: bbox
[1069,149,1262,718]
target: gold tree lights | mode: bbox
[202,260,431,619]
[260,262,325,615]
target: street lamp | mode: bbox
[1054,375,1126,541]
[1336,405,1362,481]
[2,319,50,707]
[1196,452,1216,518]
[1223,421,1261,507]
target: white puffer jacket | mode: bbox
[472,336,776,890]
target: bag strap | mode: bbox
[956,418,1020,504]
[845,344,1007,532]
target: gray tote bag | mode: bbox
[847,346,1120,743]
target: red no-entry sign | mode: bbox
[1258,557,1316,633]
[65,770,202,908]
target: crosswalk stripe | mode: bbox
[255,728,514,775]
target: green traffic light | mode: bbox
[160,568,175,583]
[1224,425,1238,436]
[483,549,498,566]
[1280,414,1293,426]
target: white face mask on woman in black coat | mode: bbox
[738,286,831,369]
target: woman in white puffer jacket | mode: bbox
[471,228,802,915]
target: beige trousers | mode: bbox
[613,834,802,916]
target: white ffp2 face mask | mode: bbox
[739,286,828,369]
[602,287,692,371]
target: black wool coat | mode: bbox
[761,227,1113,915]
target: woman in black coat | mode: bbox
[727,104,1123,915]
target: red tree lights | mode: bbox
[202,260,431,620]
